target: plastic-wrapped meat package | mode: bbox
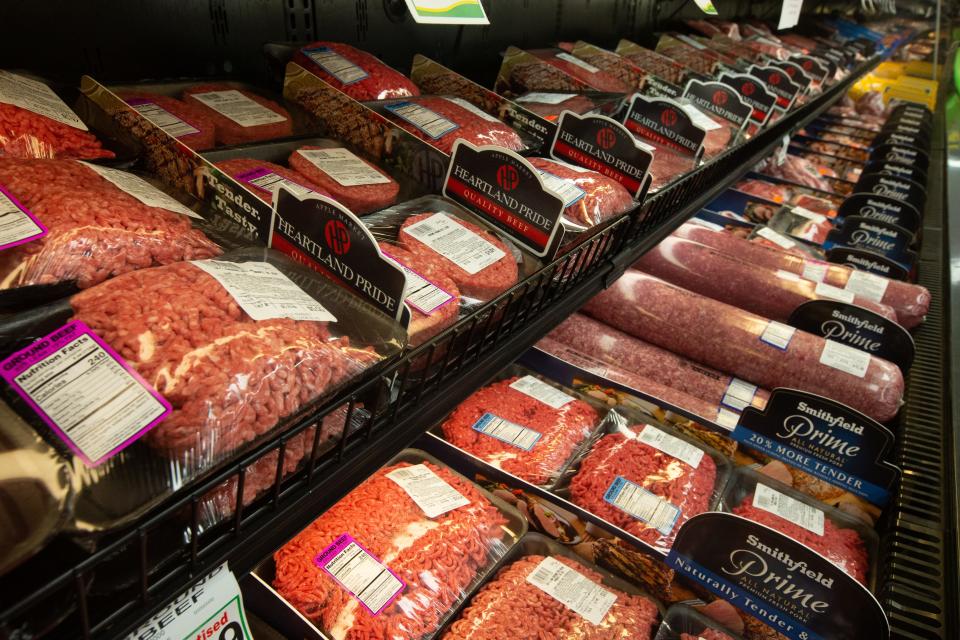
[671,221,931,328]
[182,84,293,144]
[569,418,720,551]
[272,459,512,640]
[792,193,840,217]
[645,143,696,191]
[526,50,632,93]
[288,145,399,214]
[0,158,220,290]
[118,91,217,151]
[0,71,113,160]
[442,553,661,639]
[528,157,634,228]
[582,270,905,422]
[70,257,388,459]
[379,242,460,346]
[680,630,733,640]
[439,374,601,487]
[756,155,831,191]
[635,236,899,323]
[215,157,330,204]
[657,46,716,77]
[618,47,688,85]
[856,90,888,117]
[790,149,863,181]
[549,313,770,414]
[692,111,733,159]
[384,96,524,154]
[294,41,420,101]
[515,93,597,120]
[734,178,791,203]
[766,207,835,245]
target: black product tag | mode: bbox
[719,73,776,127]
[872,130,928,151]
[443,140,563,257]
[270,189,409,323]
[879,121,931,143]
[889,103,932,122]
[682,79,751,134]
[837,193,920,233]
[870,143,930,171]
[747,65,800,111]
[550,112,652,199]
[770,61,813,93]
[732,389,900,504]
[668,512,890,640]
[854,174,926,209]
[860,160,927,188]
[789,301,915,372]
[622,94,707,159]
[641,74,684,98]
[790,55,832,83]
[826,247,910,280]
[827,215,915,258]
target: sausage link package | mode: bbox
[560,410,730,553]
[635,235,900,324]
[654,605,741,640]
[182,83,294,145]
[266,449,525,640]
[671,222,931,328]
[441,533,663,639]
[582,270,905,422]
[293,41,420,101]
[527,157,635,230]
[437,365,607,489]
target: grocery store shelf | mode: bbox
[0,57,880,640]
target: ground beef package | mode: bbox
[381,96,525,154]
[271,450,523,640]
[439,369,604,488]
[565,412,728,552]
[287,143,400,214]
[117,91,217,151]
[527,157,634,229]
[182,83,294,144]
[654,604,739,640]
[0,157,220,294]
[215,157,331,204]
[294,41,420,101]
[442,533,662,640]
[525,49,633,94]
[514,92,598,120]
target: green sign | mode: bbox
[404,0,489,24]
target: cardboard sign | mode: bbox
[719,73,776,127]
[682,79,751,135]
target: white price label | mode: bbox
[0,187,46,250]
[536,169,586,208]
[791,206,827,223]
[517,92,577,105]
[386,463,470,518]
[604,476,680,535]
[317,535,404,615]
[526,557,617,625]
[472,412,541,450]
[240,169,317,198]
[757,226,797,249]
[295,148,391,187]
[638,425,704,468]
[778,0,804,30]
[721,378,759,411]
[716,407,741,430]
[190,89,287,127]
[844,270,889,302]
[754,483,825,535]
[446,97,501,122]
[0,70,87,130]
[402,213,505,275]
[385,101,458,139]
[304,46,369,84]
[82,163,203,219]
[509,375,575,409]
[760,320,796,350]
[814,281,856,304]
[819,339,870,378]
[679,103,722,130]
[801,260,829,283]
[129,101,199,138]
[383,251,455,315]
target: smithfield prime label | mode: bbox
[860,160,926,188]
[668,512,889,640]
[872,130,926,151]
[0,320,171,467]
[825,247,909,281]
[825,216,915,260]
[315,534,405,615]
[747,65,800,111]
[0,184,46,250]
[770,61,813,93]
[719,73,775,127]
[788,300,915,372]
[550,112,653,198]
[443,140,564,257]
[623,95,707,159]
[790,55,831,83]
[854,174,925,209]
[837,193,920,233]
[269,188,408,322]
[683,79,751,132]
[641,74,684,99]
[733,389,899,504]
[871,144,930,171]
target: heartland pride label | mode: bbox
[667,513,889,640]
[316,534,405,615]
[0,184,46,250]
[747,65,800,111]
[719,73,776,126]
[550,112,653,198]
[682,79,751,130]
[790,55,831,84]
[732,389,899,505]
[623,94,707,158]
[0,321,171,466]
[770,61,813,93]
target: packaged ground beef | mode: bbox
[288,144,399,214]
[514,92,598,120]
[439,370,603,487]
[117,91,217,151]
[527,157,634,229]
[294,41,420,101]
[215,157,330,204]
[382,96,525,154]
[567,412,727,552]
[526,49,632,94]
[654,604,739,640]
[182,83,293,145]
[271,450,522,640]
[0,158,219,293]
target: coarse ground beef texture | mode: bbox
[379,242,460,346]
[385,96,524,154]
[214,157,330,204]
[442,554,660,639]
[118,92,217,151]
[570,427,718,551]
[71,261,380,458]
[273,460,508,640]
[288,145,399,214]
[182,84,293,145]
[399,212,518,301]
[528,50,632,94]
[733,496,869,585]
[527,157,634,228]
[0,102,113,160]
[440,376,600,486]
[294,41,420,101]
[0,158,219,289]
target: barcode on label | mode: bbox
[721,378,758,411]
[760,320,796,350]
[753,483,825,535]
[295,148,391,187]
[603,476,680,535]
[385,464,470,518]
[304,47,369,85]
[317,535,404,615]
[0,186,46,250]
[472,413,541,450]
[509,375,574,409]
[402,213,506,276]
[637,425,704,468]
[130,102,199,138]
[189,90,286,127]
[525,557,617,625]
[385,102,458,139]
[536,169,586,209]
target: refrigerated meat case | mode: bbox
[0,3,957,640]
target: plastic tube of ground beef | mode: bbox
[293,41,420,101]
[655,604,739,640]
[117,91,217,151]
[527,157,635,229]
[182,83,294,145]
[287,143,399,214]
[214,157,330,204]
[441,533,662,639]
[564,411,728,552]
[438,369,604,488]
[381,96,526,154]
[582,270,905,422]
[271,450,523,640]
[671,222,930,328]
[722,467,877,588]
[634,235,900,324]
[0,158,221,292]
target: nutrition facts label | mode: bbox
[0,321,170,466]
[315,534,404,615]
[402,213,505,275]
[303,47,369,85]
[472,412,542,450]
[760,320,796,350]
[237,168,317,198]
[189,90,287,127]
[638,425,704,468]
[753,483,825,535]
[0,186,46,250]
[604,476,680,535]
[127,100,199,138]
[83,163,203,219]
[382,251,454,315]
[536,169,586,209]
[385,102,459,139]
[526,557,617,625]
[385,464,470,518]
[296,148,391,187]
[0,70,88,130]
[509,375,574,409]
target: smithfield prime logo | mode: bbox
[596,127,617,150]
[324,219,351,255]
[496,164,520,191]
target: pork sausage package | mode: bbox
[440,533,663,639]
[264,449,525,640]
[0,248,404,534]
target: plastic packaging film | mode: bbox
[654,604,739,640]
[527,157,634,230]
[215,156,332,204]
[294,41,421,101]
[181,83,293,145]
[116,91,217,151]
[382,96,525,154]
[525,49,633,93]
[287,143,400,214]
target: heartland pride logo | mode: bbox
[324,219,351,255]
[660,109,678,127]
[596,127,617,150]
[769,73,781,85]
[496,164,520,191]
[741,82,755,96]
[712,90,729,106]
